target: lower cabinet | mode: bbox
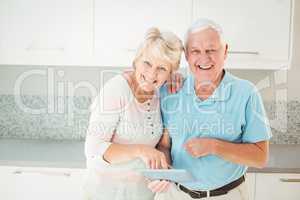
[245,173,256,200]
[234,172,300,200]
[0,166,85,200]
[2,166,300,200]
[255,173,300,200]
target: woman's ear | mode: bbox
[132,60,136,69]
[184,48,188,61]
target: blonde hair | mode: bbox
[133,27,183,72]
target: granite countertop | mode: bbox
[248,144,300,173]
[0,139,300,173]
[0,139,85,168]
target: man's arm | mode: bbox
[213,140,269,168]
[184,138,269,168]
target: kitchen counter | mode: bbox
[248,144,300,173]
[0,139,85,168]
[0,139,300,173]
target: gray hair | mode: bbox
[184,18,225,50]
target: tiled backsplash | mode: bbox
[0,94,300,144]
[0,95,90,140]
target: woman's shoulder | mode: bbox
[90,74,131,111]
[101,74,131,96]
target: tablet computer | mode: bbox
[139,169,195,183]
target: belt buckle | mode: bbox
[206,190,210,198]
[177,183,212,199]
[186,187,209,199]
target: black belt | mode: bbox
[176,175,245,199]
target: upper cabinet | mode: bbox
[93,0,191,67]
[193,0,294,69]
[0,0,294,69]
[0,0,93,66]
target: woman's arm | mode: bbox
[156,129,172,166]
[103,143,169,169]
[147,129,173,193]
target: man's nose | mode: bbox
[198,53,211,62]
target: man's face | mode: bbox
[186,28,228,85]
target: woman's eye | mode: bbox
[144,61,151,67]
[191,50,199,55]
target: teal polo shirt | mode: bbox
[160,71,272,190]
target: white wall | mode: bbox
[287,0,300,101]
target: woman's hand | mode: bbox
[135,145,169,169]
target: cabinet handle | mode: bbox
[25,47,65,52]
[125,48,136,52]
[228,51,259,55]
[280,178,300,183]
[13,169,71,177]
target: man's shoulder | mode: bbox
[225,72,258,95]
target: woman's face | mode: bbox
[134,53,172,92]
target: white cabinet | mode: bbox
[245,173,256,200]
[0,166,85,200]
[255,173,300,200]
[0,166,17,199]
[0,0,93,66]
[192,0,294,69]
[93,0,192,67]
[0,0,294,69]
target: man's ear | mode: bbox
[224,44,228,59]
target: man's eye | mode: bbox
[206,49,216,54]
[158,67,167,71]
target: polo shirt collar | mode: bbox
[184,70,233,102]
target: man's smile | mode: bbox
[196,64,214,70]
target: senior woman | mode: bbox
[83,27,183,200]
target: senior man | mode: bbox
[148,19,272,200]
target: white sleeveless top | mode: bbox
[83,74,163,200]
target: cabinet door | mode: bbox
[0,0,93,66]
[0,166,17,200]
[94,0,191,67]
[193,0,292,69]
[256,173,300,200]
[245,173,255,200]
[0,166,85,200]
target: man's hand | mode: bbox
[184,138,216,158]
[166,72,184,94]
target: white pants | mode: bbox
[155,182,249,200]
[82,168,155,200]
